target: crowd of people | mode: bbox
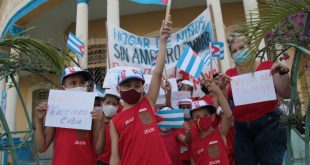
[35,17,291,165]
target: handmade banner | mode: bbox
[107,8,216,79]
[231,70,277,106]
[45,90,96,130]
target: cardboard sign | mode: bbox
[45,90,96,130]
[231,70,277,106]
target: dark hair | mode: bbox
[177,79,183,83]
[103,94,120,104]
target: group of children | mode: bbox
[35,17,240,165]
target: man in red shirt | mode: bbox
[109,17,173,165]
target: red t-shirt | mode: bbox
[97,123,111,163]
[189,125,229,165]
[225,61,278,121]
[198,95,214,105]
[112,97,171,165]
[161,129,183,165]
[53,128,96,165]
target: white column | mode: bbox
[107,0,120,27]
[207,0,232,72]
[242,0,265,51]
[76,0,89,69]
[5,76,18,131]
[242,0,259,21]
[107,0,120,69]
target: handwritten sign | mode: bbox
[103,67,122,88]
[157,91,191,108]
[45,90,96,130]
[231,70,277,106]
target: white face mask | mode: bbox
[160,127,171,132]
[102,105,118,117]
[65,87,88,92]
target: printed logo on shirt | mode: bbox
[196,148,204,155]
[209,160,221,165]
[125,117,134,125]
[74,140,87,145]
[144,127,155,135]
[207,143,220,158]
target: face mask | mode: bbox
[120,88,142,105]
[232,48,249,65]
[201,85,209,94]
[195,116,213,132]
[102,105,118,117]
[160,127,171,132]
[184,109,191,120]
[65,87,87,92]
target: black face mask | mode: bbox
[201,85,209,94]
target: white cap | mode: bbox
[118,66,145,85]
[178,98,192,106]
[181,80,193,87]
[104,88,120,99]
[191,100,216,114]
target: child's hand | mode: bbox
[91,107,103,122]
[160,16,172,42]
[183,121,191,134]
[218,73,231,89]
[36,101,48,121]
[164,80,172,93]
[205,79,221,96]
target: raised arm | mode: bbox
[146,17,172,107]
[35,101,55,153]
[206,80,232,137]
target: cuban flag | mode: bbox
[157,109,184,128]
[176,45,204,79]
[210,42,224,60]
[67,32,85,58]
[130,0,168,5]
[203,53,212,66]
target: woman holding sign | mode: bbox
[224,32,290,165]
[109,17,173,165]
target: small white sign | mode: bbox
[231,70,277,106]
[103,67,122,89]
[45,90,96,130]
[157,91,191,108]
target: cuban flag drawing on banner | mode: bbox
[210,42,224,60]
[67,32,85,58]
[176,45,204,79]
[130,0,168,5]
[157,109,184,128]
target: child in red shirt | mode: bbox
[97,89,120,165]
[35,66,105,165]
[158,107,191,165]
[188,80,232,165]
[109,17,172,165]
